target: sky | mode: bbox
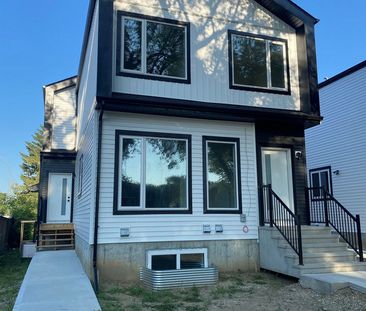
[0,1,365,194]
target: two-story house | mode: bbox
[37,0,365,291]
[306,60,366,248]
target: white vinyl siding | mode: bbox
[306,66,366,232]
[77,1,99,148]
[112,0,301,111]
[73,113,98,243]
[51,86,76,150]
[98,112,258,244]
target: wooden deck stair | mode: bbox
[38,223,74,251]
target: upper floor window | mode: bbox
[117,12,190,83]
[229,31,290,94]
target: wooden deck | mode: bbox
[38,223,74,251]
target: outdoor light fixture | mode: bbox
[333,170,340,175]
[295,150,302,160]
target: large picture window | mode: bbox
[117,12,190,83]
[229,30,290,94]
[203,137,242,214]
[114,130,192,214]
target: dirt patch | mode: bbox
[98,271,366,311]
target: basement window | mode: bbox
[147,249,208,270]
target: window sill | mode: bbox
[230,84,291,95]
[116,70,191,84]
[113,209,192,215]
[203,209,242,214]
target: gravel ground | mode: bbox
[98,271,366,311]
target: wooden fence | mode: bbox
[0,216,12,252]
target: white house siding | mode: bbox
[51,86,76,150]
[73,113,98,243]
[77,1,99,149]
[306,66,366,232]
[112,0,301,111]
[98,112,258,244]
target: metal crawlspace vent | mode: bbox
[139,267,218,290]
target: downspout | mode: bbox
[93,107,104,293]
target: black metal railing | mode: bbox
[260,184,303,265]
[307,187,364,262]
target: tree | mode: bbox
[19,127,43,193]
[1,127,43,244]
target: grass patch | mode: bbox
[0,250,30,311]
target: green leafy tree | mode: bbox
[19,127,43,192]
[1,127,43,243]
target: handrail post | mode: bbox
[268,184,274,227]
[356,214,364,262]
[296,214,303,265]
[323,187,329,227]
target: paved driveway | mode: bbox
[13,250,101,311]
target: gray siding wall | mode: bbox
[98,112,259,244]
[51,86,77,150]
[306,66,366,231]
[73,113,98,244]
[112,0,301,111]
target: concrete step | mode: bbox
[279,241,348,252]
[273,234,339,244]
[285,251,356,264]
[295,261,366,274]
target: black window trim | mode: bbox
[113,129,192,215]
[202,136,242,214]
[228,30,291,95]
[116,10,191,84]
[309,166,333,195]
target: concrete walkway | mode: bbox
[300,271,366,294]
[13,250,101,311]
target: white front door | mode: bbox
[261,148,294,211]
[47,173,72,223]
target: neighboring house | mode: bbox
[37,0,366,290]
[306,60,366,246]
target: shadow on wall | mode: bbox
[118,0,299,110]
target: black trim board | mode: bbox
[228,30,291,95]
[97,0,113,98]
[97,93,322,129]
[113,130,192,215]
[309,166,333,195]
[116,11,191,84]
[319,60,366,89]
[202,136,242,214]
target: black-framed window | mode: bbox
[309,166,333,196]
[203,136,242,214]
[77,154,83,197]
[113,130,192,214]
[117,11,191,84]
[228,30,290,94]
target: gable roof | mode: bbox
[318,60,366,89]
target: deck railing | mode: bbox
[260,184,303,265]
[307,187,363,262]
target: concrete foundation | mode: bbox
[75,235,93,279]
[96,239,259,283]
